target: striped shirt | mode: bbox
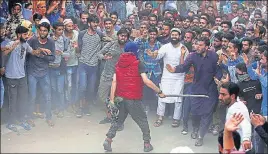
[79,32,102,66]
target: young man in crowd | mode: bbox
[27,22,56,127]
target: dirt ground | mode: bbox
[1,105,218,153]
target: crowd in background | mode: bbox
[0,0,267,153]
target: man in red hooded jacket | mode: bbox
[103,42,165,152]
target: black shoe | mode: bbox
[195,137,203,146]
[191,131,198,139]
[117,124,124,131]
[144,142,153,152]
[103,138,112,152]
[181,126,188,135]
[99,117,112,124]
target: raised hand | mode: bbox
[225,113,244,132]
[242,53,249,65]
[250,113,266,127]
[166,64,176,73]
[181,46,187,56]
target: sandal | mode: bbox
[154,119,163,127]
[171,120,180,128]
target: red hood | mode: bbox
[117,53,138,68]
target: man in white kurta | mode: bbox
[149,28,189,127]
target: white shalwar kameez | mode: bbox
[155,43,189,120]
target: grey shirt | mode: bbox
[5,42,32,79]
[97,41,124,81]
[27,36,55,77]
[79,32,102,66]
[49,36,64,66]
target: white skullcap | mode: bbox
[63,19,73,25]
[170,146,194,153]
[40,18,50,25]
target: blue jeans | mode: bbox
[28,74,52,120]
[50,68,65,111]
[66,66,78,104]
[182,82,192,127]
[0,77,4,108]
[78,63,98,102]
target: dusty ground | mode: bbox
[1,106,218,153]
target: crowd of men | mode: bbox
[0,0,267,153]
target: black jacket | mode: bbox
[255,122,268,145]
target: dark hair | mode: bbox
[53,22,64,29]
[163,21,173,29]
[184,16,193,22]
[221,82,240,99]
[220,21,232,29]
[80,11,89,18]
[145,2,152,7]
[236,62,247,73]
[258,26,266,36]
[138,9,151,20]
[87,3,95,9]
[214,32,223,41]
[254,12,262,18]
[215,16,222,20]
[24,2,32,9]
[222,32,235,41]
[148,27,158,34]
[257,45,268,53]
[87,14,99,23]
[200,13,209,20]
[263,50,268,58]
[123,19,131,24]
[33,13,42,21]
[230,39,242,52]
[38,22,50,32]
[200,17,208,24]
[117,27,130,38]
[96,2,105,11]
[103,18,113,24]
[148,13,158,21]
[218,129,241,151]
[110,11,118,18]
[15,25,29,35]
[185,30,196,39]
[243,10,250,16]
[201,28,212,37]
[241,37,253,46]
[256,18,266,26]
[198,37,210,47]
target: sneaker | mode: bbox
[117,124,124,131]
[103,138,112,152]
[6,124,18,132]
[191,131,198,139]
[20,122,31,131]
[57,111,64,118]
[181,127,188,135]
[195,137,203,146]
[208,124,214,133]
[144,142,154,152]
[76,108,83,118]
[99,117,112,124]
[212,125,220,136]
[83,108,91,116]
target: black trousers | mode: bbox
[191,110,214,139]
[6,77,28,124]
[106,99,151,142]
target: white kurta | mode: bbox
[156,43,189,103]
